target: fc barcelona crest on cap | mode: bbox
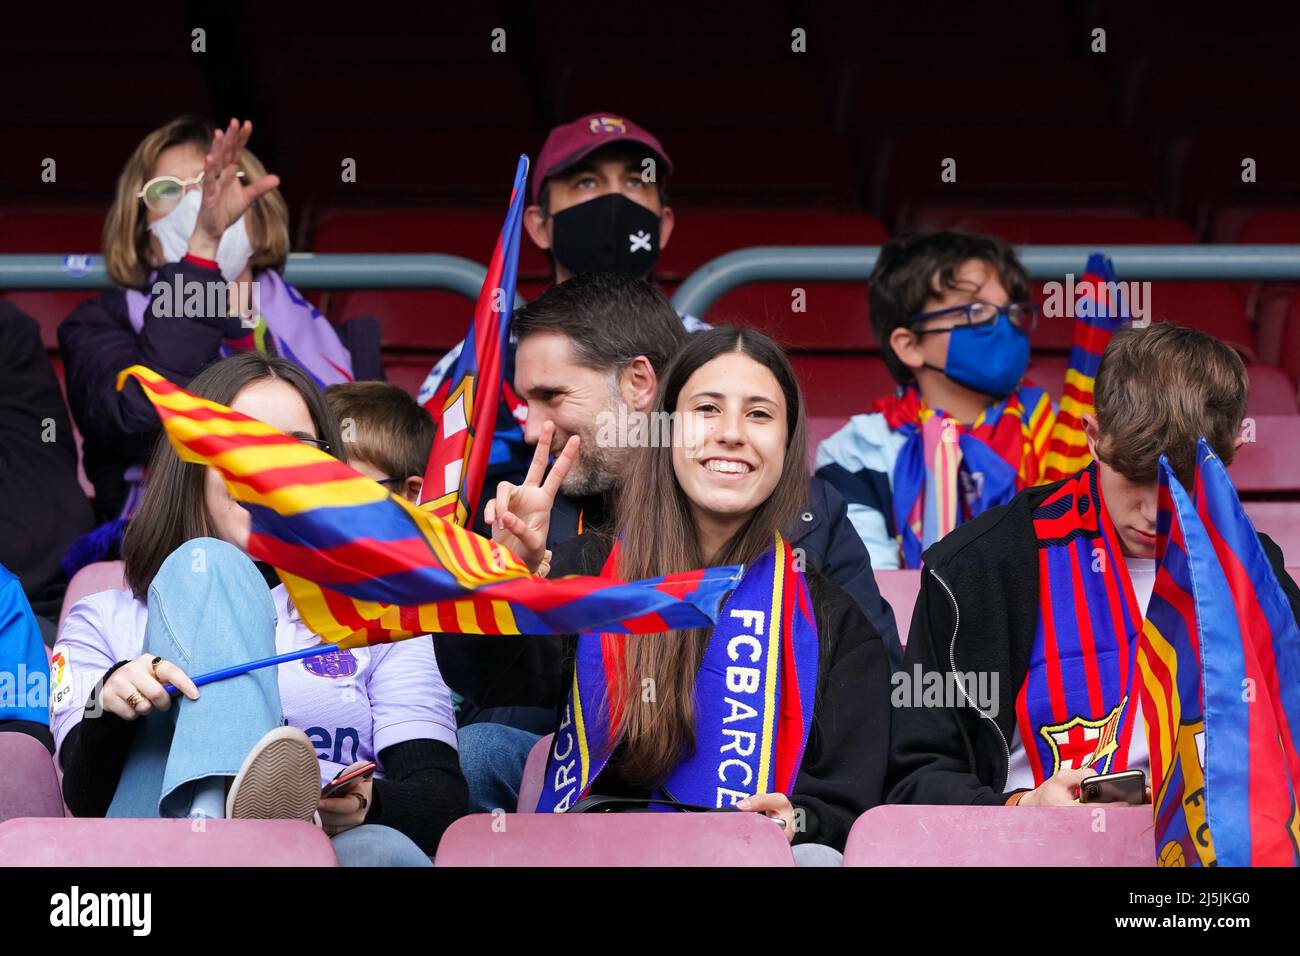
[589,116,626,134]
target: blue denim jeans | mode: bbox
[458,722,540,813]
[108,538,283,819]
[330,824,433,867]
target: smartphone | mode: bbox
[1079,769,1147,805]
[320,761,376,799]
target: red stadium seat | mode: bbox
[667,131,859,206]
[1230,211,1300,366]
[790,354,897,418]
[0,734,64,823]
[842,805,1154,866]
[873,571,920,647]
[931,214,1198,246]
[57,561,126,636]
[1230,416,1300,494]
[1243,502,1300,568]
[310,207,545,351]
[660,209,888,349]
[879,132,1160,228]
[433,811,796,866]
[0,207,104,347]
[516,733,554,814]
[1172,132,1300,233]
[0,818,339,866]
[554,60,832,132]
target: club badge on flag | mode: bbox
[420,154,529,527]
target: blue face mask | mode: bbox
[928,313,1030,398]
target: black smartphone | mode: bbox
[1079,769,1147,805]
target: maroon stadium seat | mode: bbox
[791,355,897,418]
[667,131,859,206]
[311,207,546,351]
[1230,211,1300,365]
[434,811,796,866]
[554,60,831,132]
[1243,502,1300,568]
[0,207,104,348]
[1172,132,1300,234]
[0,818,339,866]
[879,132,1160,228]
[934,214,1198,246]
[842,805,1154,866]
[660,209,888,349]
[1230,416,1300,494]
[0,734,64,823]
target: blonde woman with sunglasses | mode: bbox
[57,117,382,565]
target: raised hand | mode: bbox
[484,422,579,573]
[189,118,281,259]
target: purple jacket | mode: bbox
[57,260,383,520]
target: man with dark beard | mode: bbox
[433,272,900,812]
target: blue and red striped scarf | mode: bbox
[1016,462,1144,784]
[874,384,1056,569]
[536,534,819,812]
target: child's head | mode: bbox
[869,230,1032,414]
[1087,323,1248,558]
[325,382,435,503]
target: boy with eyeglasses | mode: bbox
[325,382,435,504]
[814,231,1052,570]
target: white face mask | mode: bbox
[148,188,254,282]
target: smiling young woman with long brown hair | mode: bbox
[484,326,892,865]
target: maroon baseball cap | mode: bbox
[531,112,673,204]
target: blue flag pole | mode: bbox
[162,643,340,695]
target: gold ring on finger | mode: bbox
[151,656,163,680]
[125,690,144,709]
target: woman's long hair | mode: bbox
[610,327,810,787]
[122,353,343,600]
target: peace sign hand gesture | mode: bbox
[484,422,580,573]
[188,118,281,260]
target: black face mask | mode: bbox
[549,193,661,277]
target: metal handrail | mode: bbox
[670,245,1300,318]
[0,252,494,297]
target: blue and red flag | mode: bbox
[1138,441,1300,866]
[420,154,529,526]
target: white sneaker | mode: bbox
[225,726,321,824]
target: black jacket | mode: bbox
[887,476,1300,807]
[447,476,902,730]
[57,260,384,520]
[0,304,95,618]
[442,532,891,850]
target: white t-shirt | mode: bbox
[51,585,458,787]
[1004,557,1156,792]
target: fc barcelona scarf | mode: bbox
[874,384,1056,569]
[536,534,820,813]
[1015,462,1145,784]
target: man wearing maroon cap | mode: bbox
[416,113,704,493]
[522,112,677,282]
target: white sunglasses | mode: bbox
[138,169,245,213]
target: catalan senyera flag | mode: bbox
[1042,253,1129,481]
[117,365,740,649]
[1138,441,1300,867]
[420,154,528,526]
